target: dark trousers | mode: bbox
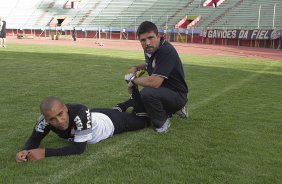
[90,87,149,134]
[72,34,76,41]
[0,31,6,38]
[90,108,149,134]
[140,87,187,128]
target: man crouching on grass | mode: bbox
[16,88,149,162]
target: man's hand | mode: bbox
[16,150,29,163]
[26,148,45,162]
[128,66,138,74]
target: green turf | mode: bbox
[0,43,281,184]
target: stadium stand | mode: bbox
[0,0,281,48]
[1,0,281,30]
[209,0,282,29]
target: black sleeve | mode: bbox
[45,142,87,157]
[23,129,50,150]
[23,116,51,150]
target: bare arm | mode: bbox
[132,75,164,89]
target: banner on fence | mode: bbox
[201,29,281,40]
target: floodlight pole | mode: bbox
[257,5,261,28]
[273,4,276,29]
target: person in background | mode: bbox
[0,17,7,48]
[72,27,77,41]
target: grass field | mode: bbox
[0,43,281,184]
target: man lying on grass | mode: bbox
[16,87,149,162]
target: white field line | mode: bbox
[190,64,275,111]
[41,138,138,184]
[189,75,256,111]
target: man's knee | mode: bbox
[140,87,159,101]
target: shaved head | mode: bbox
[40,96,63,114]
[40,96,69,130]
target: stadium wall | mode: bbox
[6,28,281,49]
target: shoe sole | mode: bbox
[155,121,171,133]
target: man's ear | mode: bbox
[157,34,161,40]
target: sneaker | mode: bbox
[175,106,188,119]
[154,119,170,133]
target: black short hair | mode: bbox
[137,21,158,37]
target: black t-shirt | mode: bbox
[23,104,92,157]
[1,21,6,32]
[27,104,91,144]
[145,37,188,93]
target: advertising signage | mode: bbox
[201,29,281,40]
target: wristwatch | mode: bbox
[124,73,136,83]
